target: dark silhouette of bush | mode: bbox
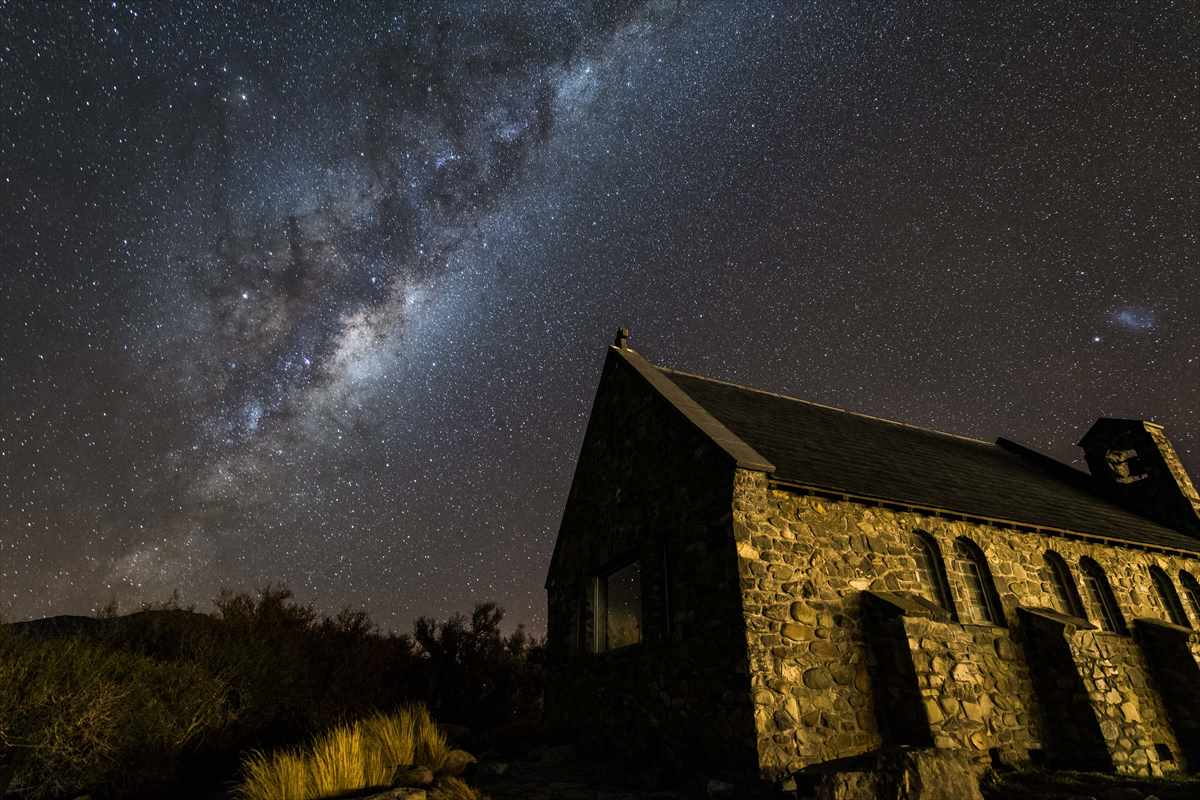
[414,601,545,730]
[0,623,230,798]
[0,587,544,798]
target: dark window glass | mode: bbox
[1045,551,1086,618]
[1080,558,1126,634]
[1150,566,1189,627]
[594,560,641,651]
[1180,571,1200,624]
[913,532,956,618]
[951,538,1003,624]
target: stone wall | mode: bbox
[1019,608,1115,772]
[549,361,1200,783]
[1133,620,1200,769]
[732,469,1200,779]
[859,590,1042,764]
[732,470,881,778]
[899,614,1040,761]
[544,350,758,775]
[1067,626,1179,774]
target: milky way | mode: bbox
[3,2,1198,631]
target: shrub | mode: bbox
[0,624,229,798]
[1,587,541,797]
[238,705,477,800]
[414,602,544,729]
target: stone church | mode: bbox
[545,330,1200,791]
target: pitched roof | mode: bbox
[648,359,1200,554]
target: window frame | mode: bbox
[1044,550,1087,619]
[913,531,957,620]
[951,537,1004,626]
[1149,565,1190,628]
[1079,557,1127,635]
[1180,570,1200,624]
[591,554,643,653]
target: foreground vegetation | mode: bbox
[0,626,228,797]
[240,706,478,800]
[0,588,541,798]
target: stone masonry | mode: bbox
[732,471,1192,778]
[546,334,1200,791]
[544,338,759,774]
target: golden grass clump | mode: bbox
[237,704,471,800]
[309,723,368,795]
[361,705,448,772]
[239,750,310,800]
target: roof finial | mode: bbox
[614,327,630,349]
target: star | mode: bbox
[0,1,1196,636]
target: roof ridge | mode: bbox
[656,364,996,448]
[995,437,1093,483]
[612,347,775,472]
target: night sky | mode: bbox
[2,2,1198,632]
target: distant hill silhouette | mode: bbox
[9,608,211,634]
[6,608,221,655]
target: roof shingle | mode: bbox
[657,364,1200,554]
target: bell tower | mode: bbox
[1079,418,1200,537]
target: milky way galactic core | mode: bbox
[2,2,1197,630]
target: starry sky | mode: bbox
[2,1,1198,631]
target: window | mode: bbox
[1150,566,1189,627]
[1079,558,1126,634]
[1044,550,1086,618]
[950,538,1003,624]
[1180,571,1200,623]
[913,531,956,618]
[592,559,641,651]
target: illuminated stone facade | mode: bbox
[545,335,1200,790]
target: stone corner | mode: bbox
[863,590,952,622]
[1016,604,1095,632]
[1132,616,1195,639]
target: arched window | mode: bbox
[912,531,956,619]
[949,538,1003,624]
[1044,550,1086,618]
[1079,558,1127,634]
[1150,566,1189,627]
[1179,571,1200,623]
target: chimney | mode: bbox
[613,327,630,350]
[1079,418,1200,536]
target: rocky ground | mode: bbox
[468,745,1200,800]
[185,743,1200,800]
[981,768,1200,800]
[467,744,753,800]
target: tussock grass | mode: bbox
[240,750,310,799]
[361,705,448,771]
[238,705,478,800]
[309,723,367,794]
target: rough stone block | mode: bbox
[781,623,807,641]
[390,765,434,787]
